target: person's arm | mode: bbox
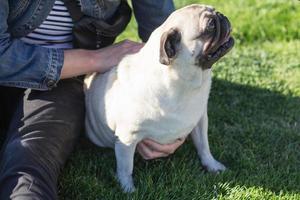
[0,1,142,90]
[0,0,65,90]
[61,40,143,79]
[132,0,175,42]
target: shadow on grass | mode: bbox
[59,78,300,199]
[207,78,300,194]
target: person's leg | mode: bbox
[0,86,25,145]
[132,0,175,42]
[0,78,85,200]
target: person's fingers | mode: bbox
[93,40,144,72]
[142,137,186,155]
[137,142,168,160]
[122,41,144,53]
[127,44,143,53]
[119,40,143,48]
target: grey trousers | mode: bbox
[0,78,85,199]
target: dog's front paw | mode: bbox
[202,158,226,173]
[117,174,136,193]
[122,184,136,193]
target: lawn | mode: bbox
[59,0,300,199]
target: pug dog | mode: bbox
[84,4,234,193]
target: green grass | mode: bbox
[59,0,300,199]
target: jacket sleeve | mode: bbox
[132,0,175,42]
[0,0,64,90]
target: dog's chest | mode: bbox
[111,79,211,144]
[102,58,212,144]
[139,90,208,143]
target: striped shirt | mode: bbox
[21,0,79,49]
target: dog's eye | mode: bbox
[206,19,216,32]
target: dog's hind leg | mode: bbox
[191,109,226,172]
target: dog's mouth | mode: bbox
[197,12,234,69]
[206,36,234,61]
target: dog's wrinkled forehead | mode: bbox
[176,5,216,31]
[170,5,215,22]
[185,4,215,12]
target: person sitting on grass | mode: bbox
[0,0,185,199]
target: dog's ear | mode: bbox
[159,28,181,65]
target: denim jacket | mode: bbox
[0,0,174,90]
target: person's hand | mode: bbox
[136,137,186,160]
[61,40,143,79]
[93,40,144,73]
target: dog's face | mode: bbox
[159,4,234,70]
